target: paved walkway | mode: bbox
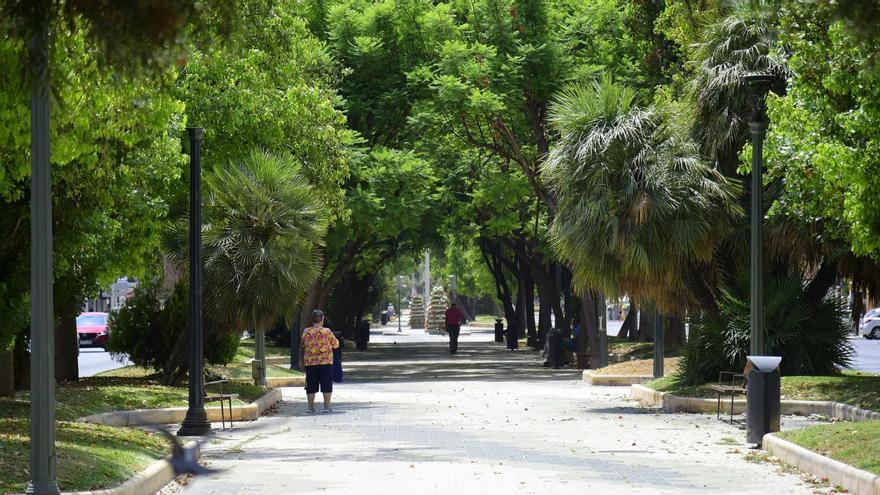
[181,328,820,495]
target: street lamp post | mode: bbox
[27,18,60,495]
[449,274,457,304]
[397,276,403,333]
[178,128,212,437]
[743,71,778,357]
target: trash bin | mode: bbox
[356,321,370,351]
[746,356,782,445]
[494,319,504,343]
[547,328,564,369]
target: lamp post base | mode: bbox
[25,481,60,495]
[178,408,212,437]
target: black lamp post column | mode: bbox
[397,276,403,333]
[179,128,212,437]
[749,116,767,356]
[27,18,61,495]
[743,72,776,357]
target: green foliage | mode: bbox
[177,0,356,214]
[0,26,186,350]
[765,3,880,255]
[175,150,329,331]
[107,283,239,374]
[545,76,739,310]
[1,0,236,71]
[690,5,786,174]
[676,272,853,386]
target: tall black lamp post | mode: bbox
[27,19,60,495]
[178,128,212,437]
[742,71,778,357]
[397,276,404,333]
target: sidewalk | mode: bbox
[180,329,820,494]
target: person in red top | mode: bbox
[444,303,463,355]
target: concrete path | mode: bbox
[181,329,821,495]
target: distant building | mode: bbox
[110,277,138,311]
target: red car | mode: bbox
[77,312,109,348]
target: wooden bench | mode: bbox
[204,379,238,430]
[708,364,750,423]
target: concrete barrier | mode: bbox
[583,370,653,386]
[232,376,304,387]
[764,434,880,495]
[630,384,880,420]
[63,441,199,495]
[80,388,282,426]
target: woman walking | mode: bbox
[301,310,340,413]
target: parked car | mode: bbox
[76,312,109,348]
[859,308,880,339]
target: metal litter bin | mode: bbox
[746,356,782,445]
[547,328,564,369]
[494,319,504,342]
[356,321,369,351]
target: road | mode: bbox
[847,336,880,373]
[77,347,130,377]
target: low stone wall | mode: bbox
[630,384,880,420]
[80,388,282,426]
[764,434,880,495]
[63,441,199,495]
[582,370,653,386]
[233,374,304,388]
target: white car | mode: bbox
[859,308,880,339]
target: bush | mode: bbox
[676,272,853,386]
[107,282,240,378]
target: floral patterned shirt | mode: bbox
[301,326,339,366]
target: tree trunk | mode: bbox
[53,310,79,383]
[666,313,686,348]
[479,238,516,328]
[805,258,838,305]
[617,305,637,339]
[161,330,188,386]
[513,271,528,347]
[0,348,13,397]
[579,293,601,369]
[525,273,536,348]
[537,283,551,346]
[561,265,573,326]
[638,304,656,342]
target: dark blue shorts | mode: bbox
[305,364,333,394]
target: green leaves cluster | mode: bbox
[545,76,739,310]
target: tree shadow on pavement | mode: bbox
[341,342,581,383]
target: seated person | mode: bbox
[562,317,580,352]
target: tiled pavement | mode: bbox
[180,328,820,495]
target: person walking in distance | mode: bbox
[445,302,463,355]
[301,310,340,413]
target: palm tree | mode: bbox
[690,6,787,176]
[544,75,740,314]
[172,149,329,386]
